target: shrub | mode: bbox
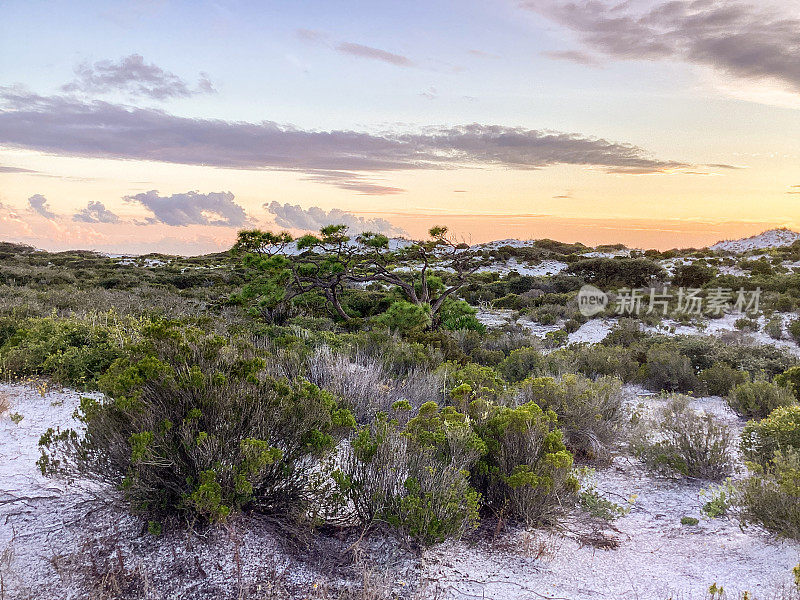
[632,395,733,480]
[790,320,800,344]
[672,263,717,288]
[469,398,578,526]
[39,335,354,523]
[513,374,623,460]
[543,329,568,349]
[0,315,124,386]
[734,317,759,332]
[498,346,544,383]
[376,301,431,333]
[699,362,749,396]
[566,257,665,288]
[438,361,505,402]
[739,449,800,539]
[727,380,795,420]
[603,318,646,347]
[776,366,800,400]
[765,316,784,340]
[335,402,484,546]
[740,405,800,468]
[546,344,639,381]
[439,298,485,333]
[643,344,698,393]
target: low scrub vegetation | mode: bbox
[39,329,355,525]
[631,395,733,480]
[727,380,796,419]
[3,227,800,555]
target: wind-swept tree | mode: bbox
[231,230,298,323]
[232,224,480,329]
[356,226,481,327]
[292,225,363,321]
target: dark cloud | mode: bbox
[0,90,693,188]
[468,49,500,59]
[300,170,405,195]
[336,42,414,67]
[28,194,57,219]
[295,28,329,43]
[524,0,800,92]
[267,202,406,236]
[125,190,248,227]
[0,165,37,174]
[73,200,120,223]
[542,50,601,66]
[62,54,215,99]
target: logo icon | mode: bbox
[577,284,608,317]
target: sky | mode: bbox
[1,0,799,253]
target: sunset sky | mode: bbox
[1,0,799,253]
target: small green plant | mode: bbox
[708,582,724,599]
[680,516,699,526]
[576,469,631,521]
[469,396,578,526]
[147,521,162,536]
[734,317,758,332]
[9,412,23,425]
[701,479,737,518]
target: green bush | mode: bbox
[438,361,506,402]
[699,362,749,396]
[603,318,646,347]
[734,317,759,332]
[741,405,800,468]
[498,346,544,383]
[335,402,484,546]
[790,320,800,344]
[514,374,623,460]
[672,263,717,288]
[765,316,784,340]
[632,395,733,480]
[739,449,800,539]
[776,366,800,400]
[643,344,698,393]
[546,344,639,381]
[727,380,795,419]
[39,334,354,523]
[376,301,431,333]
[439,298,485,332]
[0,315,125,386]
[469,398,577,526]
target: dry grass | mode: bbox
[0,392,10,418]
